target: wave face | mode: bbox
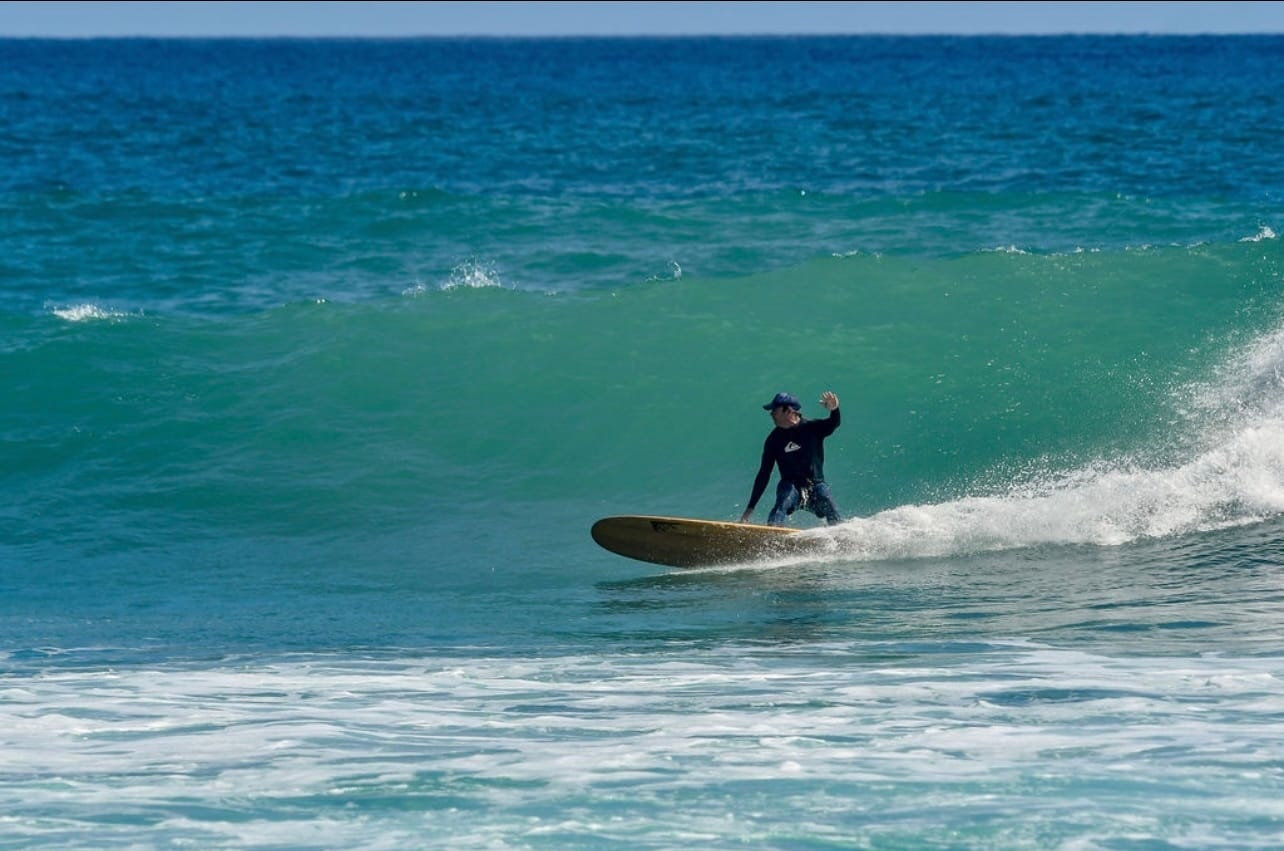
[3,35,1284,849]
[8,239,1282,547]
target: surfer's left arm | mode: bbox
[819,391,840,433]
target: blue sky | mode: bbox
[1,1,1282,37]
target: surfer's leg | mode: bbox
[809,482,842,525]
[767,480,801,525]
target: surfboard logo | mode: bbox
[784,441,801,453]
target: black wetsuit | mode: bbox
[745,408,842,524]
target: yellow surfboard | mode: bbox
[591,515,817,568]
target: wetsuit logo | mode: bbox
[784,441,801,453]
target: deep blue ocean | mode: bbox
[3,35,1284,847]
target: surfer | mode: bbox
[740,391,843,526]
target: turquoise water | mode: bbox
[3,36,1284,847]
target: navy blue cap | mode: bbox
[763,392,802,411]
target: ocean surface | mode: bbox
[3,35,1284,848]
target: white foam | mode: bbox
[440,258,504,290]
[3,648,1282,846]
[48,304,132,322]
[1239,225,1277,243]
[825,439,1284,560]
[402,259,506,295]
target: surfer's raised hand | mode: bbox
[820,391,839,411]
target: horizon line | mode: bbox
[3,31,1282,39]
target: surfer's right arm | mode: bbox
[739,442,774,522]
